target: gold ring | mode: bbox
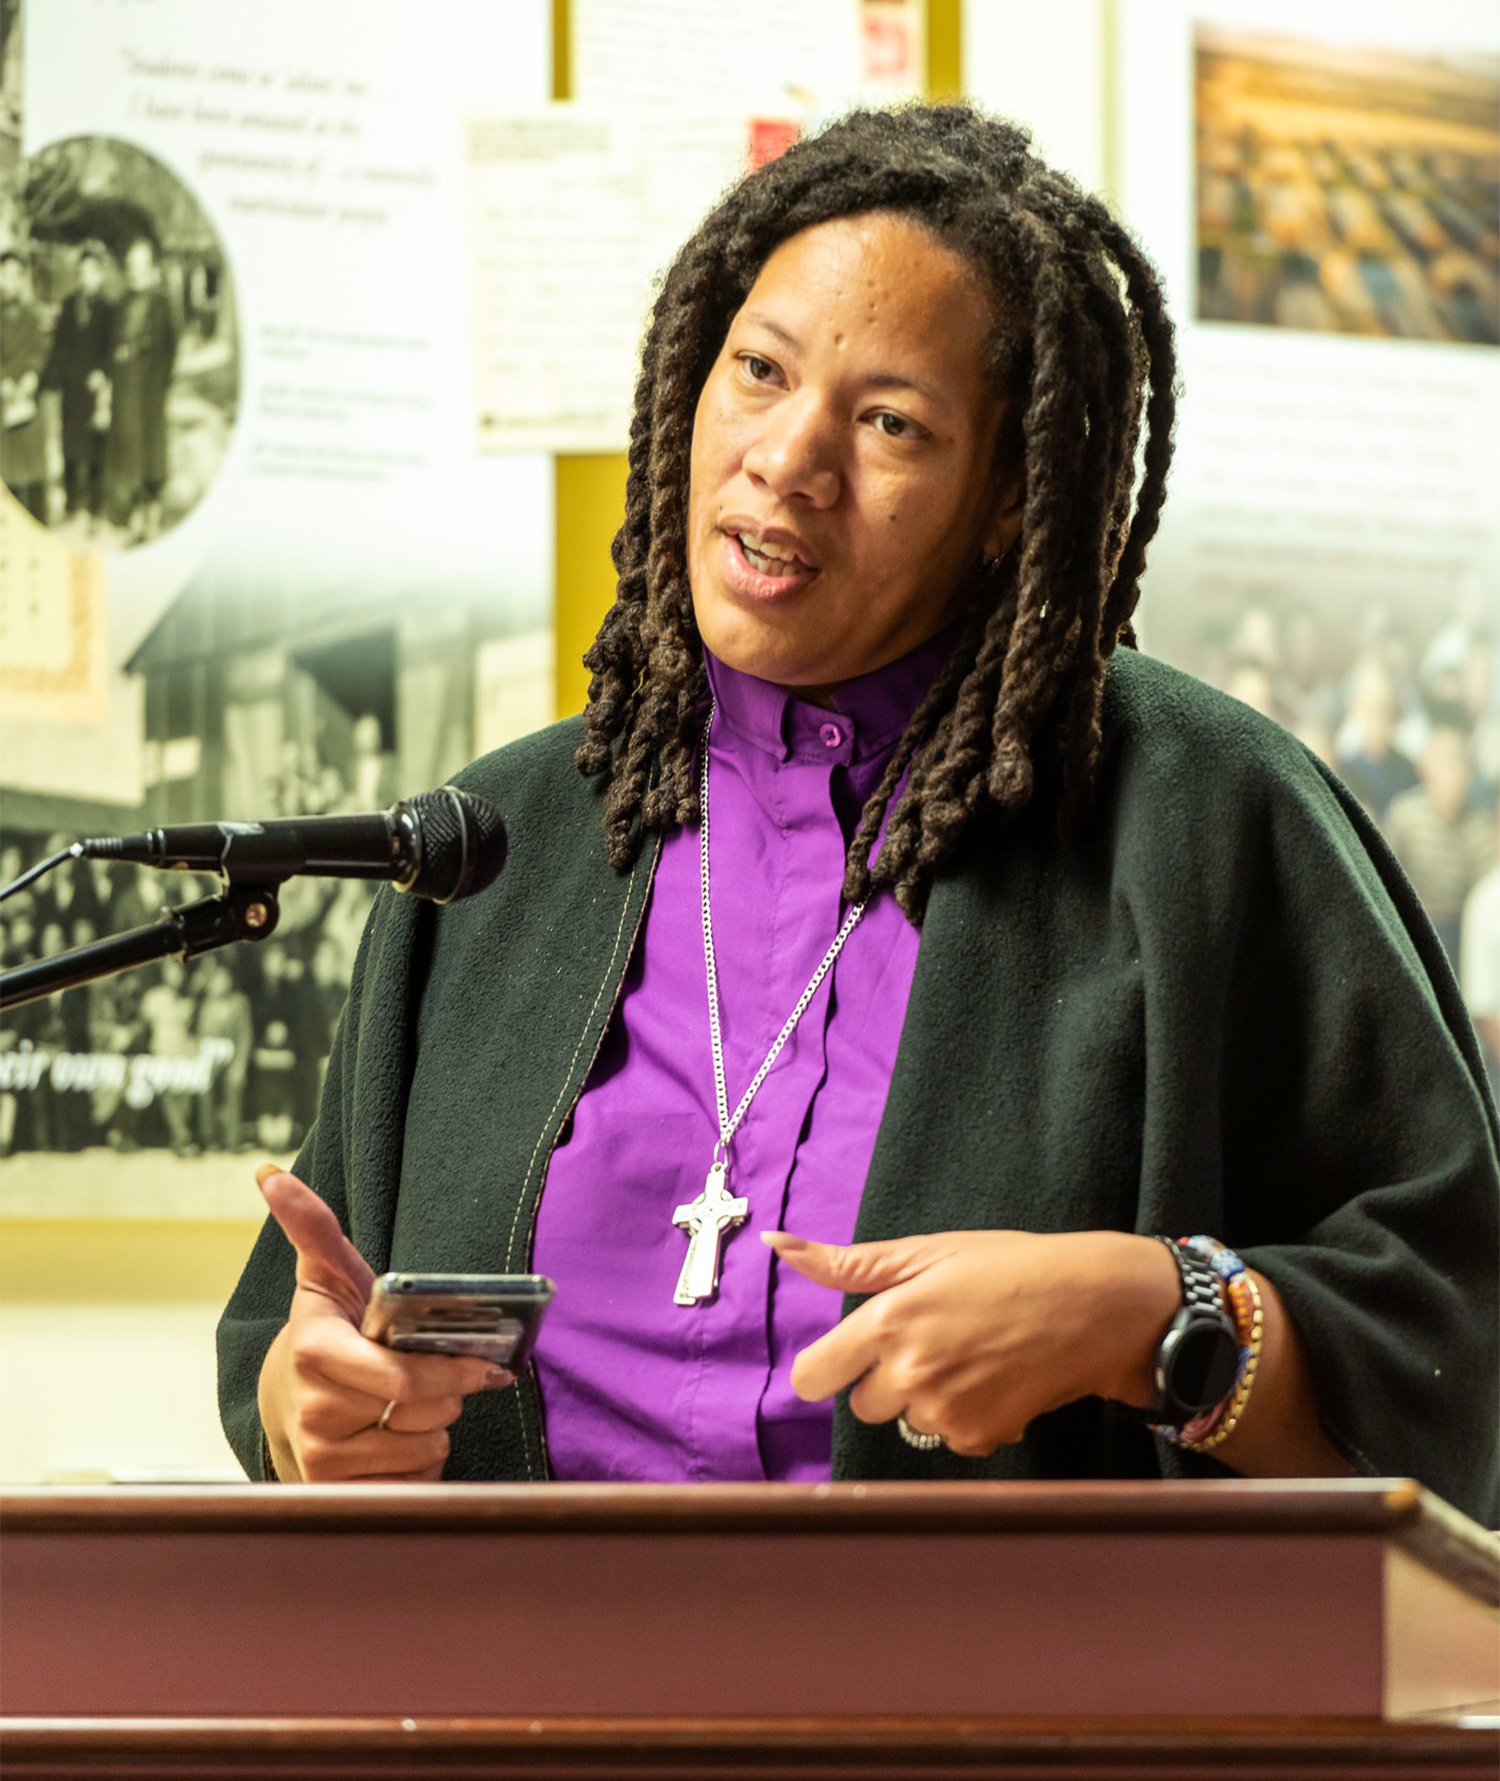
[377,1398,399,1431]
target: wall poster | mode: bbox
[1117,0,1500,1084]
[0,0,553,1209]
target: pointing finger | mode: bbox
[257,1165,375,1306]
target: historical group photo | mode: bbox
[1,134,238,547]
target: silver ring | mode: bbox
[377,1398,399,1431]
[896,1413,945,1451]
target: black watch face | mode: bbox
[1163,1317,1240,1416]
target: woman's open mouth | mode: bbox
[723,529,820,600]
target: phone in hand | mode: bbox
[361,1273,555,1371]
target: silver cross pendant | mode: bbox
[672,1160,749,1306]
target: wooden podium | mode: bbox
[2,1477,1496,1778]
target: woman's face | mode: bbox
[687,212,1022,699]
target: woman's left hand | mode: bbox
[767,1228,1178,1455]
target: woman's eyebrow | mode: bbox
[738,311,951,410]
[739,310,799,348]
[865,371,951,410]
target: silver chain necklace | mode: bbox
[671,701,868,1306]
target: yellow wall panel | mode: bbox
[0,1221,260,1306]
[554,454,630,716]
[928,0,962,99]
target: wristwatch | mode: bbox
[1149,1237,1240,1427]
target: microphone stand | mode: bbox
[0,880,283,1012]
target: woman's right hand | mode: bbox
[254,1166,511,1483]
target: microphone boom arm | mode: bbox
[0,882,282,1012]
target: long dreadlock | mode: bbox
[575,102,1177,922]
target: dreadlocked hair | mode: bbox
[576,101,1177,922]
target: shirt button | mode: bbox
[819,722,843,749]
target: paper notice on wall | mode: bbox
[463,0,926,453]
[0,492,107,725]
[571,0,923,118]
[465,109,749,452]
[571,0,860,117]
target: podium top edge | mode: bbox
[13,1479,1492,1601]
[0,1475,1477,1534]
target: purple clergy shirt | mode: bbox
[531,635,948,1481]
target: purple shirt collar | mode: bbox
[704,626,957,767]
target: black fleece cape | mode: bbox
[219,649,1500,1523]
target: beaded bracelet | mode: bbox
[1173,1235,1264,1452]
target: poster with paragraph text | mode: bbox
[0,0,552,1212]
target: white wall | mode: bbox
[964,0,1111,195]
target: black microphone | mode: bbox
[75,787,507,905]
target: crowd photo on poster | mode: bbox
[1176,571,1500,1096]
[1,758,379,1163]
[1194,27,1500,344]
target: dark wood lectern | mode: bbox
[2,1477,1496,1777]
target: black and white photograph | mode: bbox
[0,573,528,1168]
[1,134,238,546]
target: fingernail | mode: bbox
[255,1162,283,1188]
[483,1366,514,1391]
[761,1230,806,1252]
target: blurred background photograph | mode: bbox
[1195,25,1500,345]
[1186,578,1498,989]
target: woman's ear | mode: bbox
[983,461,1026,562]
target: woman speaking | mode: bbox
[219,103,1497,1523]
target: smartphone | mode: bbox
[361,1272,555,1371]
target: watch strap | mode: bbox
[1158,1234,1225,1316]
